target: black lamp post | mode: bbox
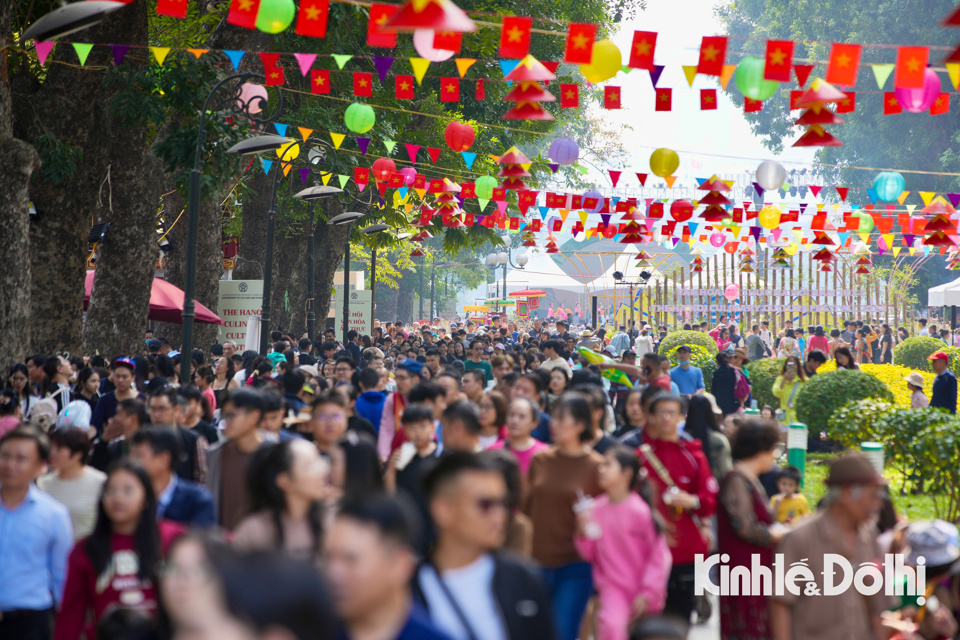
[294,184,344,342]
[22,1,126,41]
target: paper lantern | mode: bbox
[724,283,740,301]
[851,210,874,233]
[579,39,621,84]
[276,142,300,161]
[755,160,786,191]
[710,232,726,247]
[400,167,417,185]
[873,172,905,202]
[372,158,396,182]
[475,175,497,199]
[602,224,617,239]
[895,68,941,113]
[443,122,475,151]
[670,199,693,222]
[649,148,679,178]
[548,137,579,165]
[344,103,376,134]
[581,190,603,213]
[256,0,295,33]
[758,205,781,230]
[413,28,455,62]
[237,83,268,114]
[735,56,779,101]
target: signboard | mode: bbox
[332,289,373,340]
[218,280,263,344]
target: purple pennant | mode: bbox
[457,195,465,207]
[357,137,370,156]
[904,234,915,246]
[600,214,611,226]
[752,182,765,199]
[750,226,761,242]
[373,56,395,82]
[649,65,665,88]
[948,193,960,207]
[299,168,310,184]
[548,163,559,173]
[111,44,130,67]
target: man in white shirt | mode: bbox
[760,320,775,354]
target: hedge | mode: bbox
[745,358,785,410]
[795,369,894,434]
[894,336,947,372]
[658,331,718,357]
[663,344,718,390]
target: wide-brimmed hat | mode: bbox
[734,347,750,364]
[825,453,886,487]
[906,520,960,567]
[580,330,593,338]
[904,372,925,388]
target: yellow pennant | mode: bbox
[187,49,208,59]
[909,247,916,255]
[719,64,736,89]
[919,191,936,206]
[664,175,677,188]
[832,204,841,212]
[579,211,589,226]
[329,132,345,149]
[897,190,910,205]
[682,65,698,87]
[882,233,894,247]
[892,247,902,257]
[321,173,332,186]
[559,208,570,223]
[521,163,532,170]
[947,63,960,90]
[298,127,313,142]
[410,58,430,85]
[906,204,917,214]
[150,47,171,66]
[415,188,427,199]
[816,203,824,211]
[454,58,476,78]
[859,233,871,244]
[692,200,699,208]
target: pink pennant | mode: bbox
[810,185,822,198]
[35,41,54,66]
[405,144,420,163]
[771,228,782,241]
[609,170,621,187]
[496,201,509,214]
[293,53,317,77]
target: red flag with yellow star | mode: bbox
[697,36,727,76]
[367,4,397,48]
[560,83,579,108]
[826,43,861,87]
[157,0,188,19]
[395,75,414,99]
[764,40,794,81]
[227,0,259,29]
[264,66,285,86]
[604,86,621,109]
[295,0,329,38]
[629,31,656,70]
[700,89,717,110]
[744,98,762,113]
[931,93,950,115]
[353,72,373,97]
[883,92,903,115]
[655,87,672,111]
[499,16,532,59]
[564,23,597,64]
[433,31,462,53]
[895,46,928,89]
[440,77,460,102]
[836,92,855,113]
[310,69,331,94]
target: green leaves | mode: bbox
[745,357,786,410]
[795,368,894,434]
[893,336,947,372]
[33,135,83,185]
[658,330,719,356]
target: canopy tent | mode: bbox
[84,271,224,325]
[929,276,960,307]
[488,252,587,297]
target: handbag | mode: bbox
[775,381,800,422]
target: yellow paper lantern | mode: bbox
[649,148,679,178]
[758,205,781,230]
[785,242,799,256]
[579,40,622,84]
[276,142,300,161]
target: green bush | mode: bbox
[874,407,954,492]
[944,346,960,377]
[658,331,718,357]
[745,358,785,410]
[795,369,894,434]
[663,344,718,390]
[894,336,946,372]
[826,398,896,450]
[910,416,960,521]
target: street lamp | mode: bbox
[329,183,373,340]
[485,248,527,302]
[22,1,126,41]
[361,224,390,326]
[179,73,284,382]
[432,261,454,320]
[294,184,343,341]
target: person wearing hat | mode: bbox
[376,359,424,461]
[669,346,705,396]
[905,372,929,409]
[770,454,894,640]
[90,357,140,435]
[906,520,960,639]
[577,329,601,352]
[928,350,957,414]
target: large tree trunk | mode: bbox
[312,199,350,337]
[272,225,308,338]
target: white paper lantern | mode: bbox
[756,160,786,191]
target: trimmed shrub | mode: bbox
[894,336,946,372]
[795,369,894,434]
[944,346,960,378]
[826,398,896,450]
[658,331,718,357]
[663,344,718,390]
[913,417,960,521]
[874,407,955,493]
[745,358,785,410]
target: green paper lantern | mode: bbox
[344,103,376,134]
[735,56,779,101]
[475,175,498,199]
[255,0,295,33]
[852,210,874,233]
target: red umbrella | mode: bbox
[83,271,224,325]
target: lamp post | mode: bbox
[178,74,285,381]
[485,248,527,311]
[431,261,454,321]
[329,182,375,341]
[22,1,126,41]
[361,224,390,325]
[294,183,344,341]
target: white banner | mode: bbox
[651,304,884,313]
[676,288,857,297]
[218,280,263,345]
[333,290,373,341]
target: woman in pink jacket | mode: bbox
[574,445,671,640]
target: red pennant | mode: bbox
[259,52,281,69]
[427,148,441,163]
[405,144,420,163]
[697,36,727,76]
[836,92,856,113]
[475,79,485,101]
[895,46,928,89]
[440,77,460,101]
[826,43,861,87]
[883,92,903,115]
[789,90,802,110]
[310,69,330,94]
[629,30,657,70]
[655,87,672,111]
[836,187,849,202]
[227,0,260,29]
[700,89,717,110]
[609,171,621,187]
[395,74,414,99]
[931,92,950,115]
[564,23,597,64]
[793,63,814,87]
[353,71,373,97]
[809,186,822,197]
[295,0,329,37]
[560,83,579,108]
[764,39,794,82]
[636,173,647,186]
[500,16,532,58]
[367,4,398,48]
[156,0,188,18]
[604,86,621,109]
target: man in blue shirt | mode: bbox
[0,427,73,640]
[929,351,958,414]
[669,345,706,396]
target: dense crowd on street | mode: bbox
[2,312,960,640]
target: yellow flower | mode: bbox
[818,361,933,408]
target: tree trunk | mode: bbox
[272,225,308,338]
[312,198,350,337]
[233,170,271,282]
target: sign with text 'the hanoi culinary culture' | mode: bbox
[218,280,263,344]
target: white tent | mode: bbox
[928,276,960,307]
[584,248,666,295]
[488,252,588,297]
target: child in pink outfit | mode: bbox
[574,446,672,640]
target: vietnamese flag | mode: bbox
[895,46,928,89]
[836,92,855,113]
[433,31,462,53]
[931,93,950,115]
[156,0,188,18]
[310,69,330,94]
[604,86,621,109]
[475,79,485,100]
[560,83,579,108]
[295,0,329,38]
[700,89,717,110]
[353,72,373,97]
[367,4,397,48]
[764,39,794,81]
[264,66,284,86]
[883,92,903,115]
[395,75,414,99]
[564,23,597,64]
[697,36,727,76]
[744,98,762,113]
[440,77,460,102]
[500,16,532,59]
[826,43,861,87]
[789,90,802,110]
[629,30,657,70]
[655,87,672,111]
[227,0,259,29]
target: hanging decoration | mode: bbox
[755,160,786,191]
[496,146,532,194]
[443,121,475,151]
[579,39,621,83]
[344,102,376,133]
[383,0,477,33]
[371,157,396,182]
[735,56,779,101]
[921,199,958,247]
[873,172,906,202]
[548,137,579,165]
[894,68,942,112]
[739,246,756,273]
[256,0,296,33]
[855,254,872,275]
[792,78,846,147]
[502,54,556,120]
[433,178,464,226]
[670,199,694,222]
[649,148,679,178]
[698,175,732,222]
[413,28,455,62]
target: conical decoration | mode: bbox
[384,0,477,33]
[496,146,532,194]
[698,175,732,222]
[792,78,846,148]
[502,55,556,121]
[433,178,464,227]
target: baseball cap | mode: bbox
[676,345,691,353]
[928,351,950,362]
[113,356,136,372]
[397,359,424,377]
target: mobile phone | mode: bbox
[786,362,796,372]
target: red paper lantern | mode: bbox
[670,199,694,222]
[444,121,476,152]
[371,158,397,182]
[602,224,617,239]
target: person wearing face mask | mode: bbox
[668,346,705,397]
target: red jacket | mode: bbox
[638,436,718,566]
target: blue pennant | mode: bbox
[261,159,273,174]
[273,123,289,137]
[224,50,245,70]
[461,151,477,169]
[499,59,519,86]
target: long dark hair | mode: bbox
[608,445,664,535]
[617,387,645,431]
[87,461,161,583]
[683,395,719,471]
[834,346,858,370]
[6,363,31,404]
[247,441,324,557]
[41,355,65,398]
[552,393,594,443]
[240,350,259,383]
[338,432,384,497]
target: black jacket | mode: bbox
[162,478,216,527]
[711,364,740,416]
[412,551,557,640]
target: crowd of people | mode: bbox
[1,313,958,640]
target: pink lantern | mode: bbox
[895,68,941,113]
[709,232,725,247]
[413,29,455,62]
[724,283,740,301]
[400,167,417,185]
[237,83,268,114]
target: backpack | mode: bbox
[733,368,751,402]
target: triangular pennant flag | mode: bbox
[282,162,292,177]
[948,193,960,207]
[897,190,910,205]
[793,64,813,87]
[427,148,441,163]
[499,59,520,86]
[405,143,420,163]
[455,58,476,78]
[919,191,936,205]
[273,123,289,137]
[373,56,394,82]
[548,163,559,173]
[261,159,274,174]
[223,50,245,70]
[682,65,698,87]
[478,199,490,212]
[410,58,430,85]
[187,49,208,59]
[300,168,310,184]
[719,64,736,89]
[293,53,317,77]
[906,204,917,214]
[74,43,96,66]
[338,174,349,188]
[609,170,622,187]
[34,41,54,66]
[322,173,332,186]
[836,187,848,201]
[111,44,130,66]
[636,173,647,186]
[329,132,345,149]
[332,54,353,69]
[948,63,960,90]
[872,64,895,89]
[297,127,313,141]
[892,247,902,257]
[538,206,549,219]
[866,188,878,204]
[357,137,371,155]
[649,65,665,87]
[461,151,477,169]
[383,140,396,154]
[664,175,677,188]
